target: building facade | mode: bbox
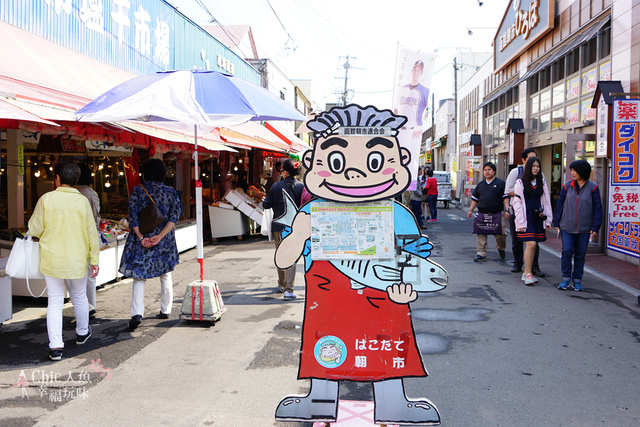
[461,0,640,264]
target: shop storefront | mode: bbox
[468,0,639,264]
[0,0,305,298]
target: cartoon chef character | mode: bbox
[274,104,447,425]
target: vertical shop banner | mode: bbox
[608,99,640,257]
[392,46,435,190]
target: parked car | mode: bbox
[432,171,452,209]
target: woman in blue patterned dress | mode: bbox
[119,159,181,330]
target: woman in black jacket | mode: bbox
[263,159,304,300]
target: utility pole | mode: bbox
[453,56,460,201]
[340,56,354,106]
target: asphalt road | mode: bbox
[1,207,639,426]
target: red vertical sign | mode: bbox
[612,100,640,184]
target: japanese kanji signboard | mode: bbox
[608,99,640,257]
[608,186,640,257]
[612,100,639,184]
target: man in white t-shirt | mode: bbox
[505,148,545,276]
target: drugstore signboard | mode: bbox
[608,99,640,257]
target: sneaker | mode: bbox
[49,349,63,361]
[558,279,571,290]
[523,273,536,286]
[473,255,486,262]
[573,282,584,292]
[129,315,142,330]
[278,285,285,293]
[76,327,92,345]
[283,291,297,300]
[521,273,538,283]
[498,249,506,259]
[156,312,169,319]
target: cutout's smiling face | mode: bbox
[303,135,411,202]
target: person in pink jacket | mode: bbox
[512,157,553,285]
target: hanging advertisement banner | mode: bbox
[392,46,435,190]
[607,99,640,258]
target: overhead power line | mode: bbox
[265,0,296,52]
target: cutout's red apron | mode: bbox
[298,261,427,381]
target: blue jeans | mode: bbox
[560,231,590,282]
[410,200,424,226]
[426,195,438,220]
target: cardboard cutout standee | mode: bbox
[274,105,448,425]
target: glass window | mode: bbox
[581,98,595,122]
[599,61,611,81]
[566,48,580,75]
[581,67,597,95]
[506,107,513,121]
[485,132,493,146]
[599,25,611,59]
[499,111,505,127]
[493,115,499,129]
[540,89,551,111]
[582,37,597,68]
[487,117,493,132]
[530,95,539,115]
[540,113,550,133]
[493,131,501,145]
[552,59,565,82]
[566,103,579,125]
[529,117,538,135]
[566,76,580,101]
[552,109,564,130]
[513,103,519,118]
[528,75,539,95]
[498,128,505,144]
[552,84,563,106]
[540,66,551,89]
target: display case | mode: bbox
[208,206,250,239]
[175,220,197,253]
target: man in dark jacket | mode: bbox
[553,160,603,291]
[263,159,304,300]
[468,162,510,262]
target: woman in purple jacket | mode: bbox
[553,160,603,291]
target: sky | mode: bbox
[167,0,511,112]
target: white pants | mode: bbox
[64,265,96,309]
[131,272,173,317]
[45,274,90,349]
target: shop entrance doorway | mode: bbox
[549,143,564,213]
[566,133,606,253]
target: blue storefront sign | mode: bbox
[0,0,259,83]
